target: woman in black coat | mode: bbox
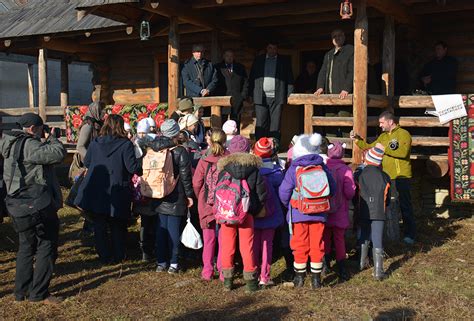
[75,114,142,264]
[147,119,194,273]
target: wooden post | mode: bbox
[382,16,395,111]
[304,104,313,134]
[210,105,222,128]
[27,64,35,109]
[60,58,69,108]
[168,16,179,114]
[352,0,368,165]
[211,30,220,64]
[38,48,48,122]
[154,55,160,103]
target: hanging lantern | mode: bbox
[140,21,150,41]
[340,0,353,20]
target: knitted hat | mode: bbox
[178,97,195,112]
[137,119,150,133]
[290,135,299,146]
[160,119,180,138]
[146,117,156,128]
[254,137,273,158]
[124,122,131,132]
[292,133,323,159]
[328,141,346,159]
[365,146,385,166]
[178,114,199,130]
[228,135,250,153]
[222,120,238,135]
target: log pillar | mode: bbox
[168,16,179,114]
[27,63,35,109]
[304,104,313,134]
[38,48,48,122]
[60,58,69,108]
[382,16,395,112]
[352,0,368,165]
[210,105,222,128]
[154,55,160,103]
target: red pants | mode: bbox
[220,215,256,280]
[323,227,346,261]
[291,222,325,266]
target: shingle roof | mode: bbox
[0,0,125,39]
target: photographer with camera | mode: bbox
[351,111,416,245]
[0,113,66,304]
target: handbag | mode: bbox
[180,211,203,250]
[68,152,84,183]
[64,171,85,208]
[5,135,51,233]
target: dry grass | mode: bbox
[0,204,473,320]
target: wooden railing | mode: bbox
[192,96,232,128]
[0,106,65,130]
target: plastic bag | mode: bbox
[180,213,203,249]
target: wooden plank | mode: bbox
[304,104,313,134]
[192,0,285,8]
[0,106,64,116]
[168,16,179,114]
[398,117,448,128]
[411,136,449,146]
[412,0,474,15]
[312,116,379,127]
[396,96,434,108]
[60,59,69,108]
[352,0,369,165]
[367,0,416,25]
[27,64,35,109]
[288,94,353,106]
[38,48,47,122]
[193,96,232,107]
[382,16,395,110]
[367,95,390,108]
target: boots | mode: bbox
[336,260,350,281]
[223,277,233,291]
[360,240,370,271]
[373,248,387,281]
[293,272,306,288]
[311,273,322,289]
[245,279,259,293]
[322,255,331,276]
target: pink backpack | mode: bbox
[203,162,219,206]
[213,172,250,225]
[140,147,178,199]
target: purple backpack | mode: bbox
[213,172,250,225]
[203,162,219,206]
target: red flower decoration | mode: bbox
[137,112,148,122]
[469,108,474,118]
[72,114,83,129]
[460,141,468,149]
[455,187,463,195]
[79,105,89,115]
[154,113,166,128]
[112,104,124,114]
[146,103,158,113]
[122,113,131,124]
[453,134,460,141]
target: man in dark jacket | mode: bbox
[249,41,294,140]
[0,113,66,304]
[181,44,218,97]
[315,29,354,99]
[215,49,249,129]
[295,60,318,93]
[420,41,458,94]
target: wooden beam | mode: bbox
[193,96,231,107]
[288,94,353,106]
[367,0,415,24]
[367,95,390,108]
[27,64,35,109]
[38,48,48,122]
[312,116,379,127]
[412,0,474,15]
[411,136,449,146]
[352,0,368,165]
[192,0,285,8]
[395,96,434,108]
[60,59,69,108]
[168,16,179,114]
[382,16,395,110]
[397,116,449,128]
[41,38,106,55]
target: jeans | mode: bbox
[94,216,128,263]
[255,97,282,140]
[15,213,59,301]
[395,178,416,239]
[156,214,182,266]
[360,220,385,249]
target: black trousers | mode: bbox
[255,97,282,141]
[93,216,128,264]
[140,215,157,256]
[395,178,416,239]
[15,213,59,301]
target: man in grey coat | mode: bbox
[0,113,66,304]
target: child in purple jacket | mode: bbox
[279,133,336,290]
[252,138,285,287]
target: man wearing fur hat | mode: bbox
[351,111,415,245]
[181,44,218,98]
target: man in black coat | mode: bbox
[420,41,458,94]
[181,44,218,97]
[249,41,294,140]
[215,49,249,129]
[315,29,354,99]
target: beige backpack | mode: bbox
[140,147,178,199]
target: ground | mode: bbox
[0,201,473,320]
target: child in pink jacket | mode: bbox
[323,142,356,281]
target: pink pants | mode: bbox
[201,222,222,280]
[322,226,346,261]
[253,228,275,284]
[220,215,256,280]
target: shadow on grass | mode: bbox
[374,306,416,320]
[169,296,290,321]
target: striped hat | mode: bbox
[365,146,385,166]
[253,137,273,158]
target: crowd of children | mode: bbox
[76,99,393,292]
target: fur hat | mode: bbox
[328,141,346,159]
[365,146,385,166]
[228,135,250,153]
[160,119,180,138]
[222,120,238,135]
[292,133,323,159]
[178,114,199,130]
[137,119,150,133]
[253,137,273,158]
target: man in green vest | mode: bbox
[351,111,416,245]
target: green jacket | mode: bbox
[355,125,412,179]
[0,130,66,211]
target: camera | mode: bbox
[389,139,399,150]
[43,125,61,138]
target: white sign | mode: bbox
[431,94,467,124]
